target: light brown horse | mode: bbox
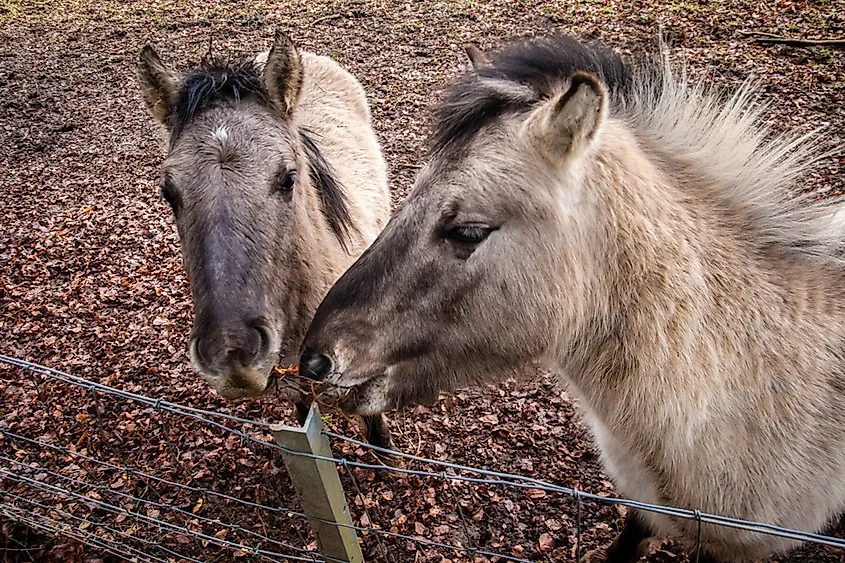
[137,30,392,447]
[299,35,845,561]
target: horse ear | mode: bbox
[137,46,179,125]
[264,30,303,115]
[523,71,607,161]
[463,43,491,71]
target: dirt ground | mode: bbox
[1,0,844,562]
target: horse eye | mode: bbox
[447,225,494,245]
[160,179,180,216]
[278,170,297,192]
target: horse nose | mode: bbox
[299,353,333,381]
[195,320,271,372]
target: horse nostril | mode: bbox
[192,337,210,371]
[230,325,267,368]
[254,324,271,358]
[300,354,332,382]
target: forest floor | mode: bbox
[1,0,843,561]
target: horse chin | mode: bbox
[337,367,441,415]
[216,383,267,401]
[335,373,393,415]
[212,366,275,401]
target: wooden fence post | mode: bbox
[271,404,365,563]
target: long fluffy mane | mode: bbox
[432,35,843,260]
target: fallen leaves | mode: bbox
[545,518,562,531]
[526,488,546,499]
[538,532,554,552]
[2,2,844,563]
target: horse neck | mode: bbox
[553,122,845,425]
[281,173,347,352]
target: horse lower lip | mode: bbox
[221,389,257,400]
[337,374,386,402]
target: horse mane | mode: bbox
[432,34,843,261]
[172,60,356,252]
[300,127,356,252]
[431,35,640,155]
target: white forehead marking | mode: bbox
[211,126,229,145]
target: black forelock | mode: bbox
[172,60,268,139]
[430,34,640,155]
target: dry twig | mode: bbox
[741,32,845,49]
[307,13,342,27]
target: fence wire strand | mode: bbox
[0,453,323,560]
[3,506,156,563]
[0,469,321,563]
[1,430,294,514]
[2,354,845,561]
[3,491,208,563]
[0,430,536,563]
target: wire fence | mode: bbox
[1,353,844,562]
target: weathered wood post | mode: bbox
[271,404,364,563]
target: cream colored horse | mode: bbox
[137,30,392,447]
[300,35,845,561]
